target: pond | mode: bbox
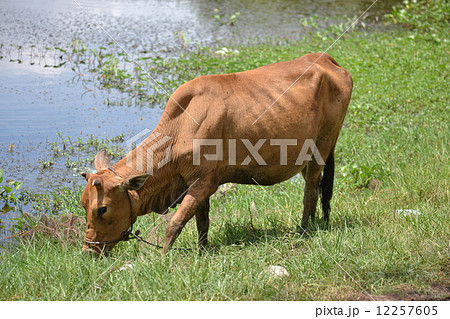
[0,0,401,242]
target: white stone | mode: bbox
[268,265,289,277]
[396,209,422,216]
[119,264,134,271]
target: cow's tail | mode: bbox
[320,151,335,222]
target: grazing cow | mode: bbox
[81,52,352,254]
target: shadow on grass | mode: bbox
[220,222,289,246]
[209,218,325,248]
[204,213,363,254]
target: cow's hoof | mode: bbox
[297,227,310,237]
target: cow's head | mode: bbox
[80,150,149,255]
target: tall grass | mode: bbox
[0,1,448,300]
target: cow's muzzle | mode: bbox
[82,229,135,255]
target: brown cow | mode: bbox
[81,52,352,254]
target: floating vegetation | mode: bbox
[39,132,127,174]
[213,8,241,26]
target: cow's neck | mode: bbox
[112,119,185,217]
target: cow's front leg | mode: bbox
[163,194,198,253]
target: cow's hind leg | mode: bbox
[320,150,335,223]
[300,167,315,221]
[300,161,322,232]
[195,198,210,250]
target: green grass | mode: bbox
[0,1,449,300]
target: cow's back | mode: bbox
[165,53,352,185]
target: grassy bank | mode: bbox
[0,1,449,300]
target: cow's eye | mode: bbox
[98,207,107,218]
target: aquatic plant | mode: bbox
[213,8,241,26]
[0,169,23,213]
[386,0,449,39]
[39,133,127,175]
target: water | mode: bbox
[0,0,401,242]
[1,0,399,52]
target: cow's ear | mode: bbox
[94,150,111,171]
[80,172,90,181]
[121,174,150,191]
